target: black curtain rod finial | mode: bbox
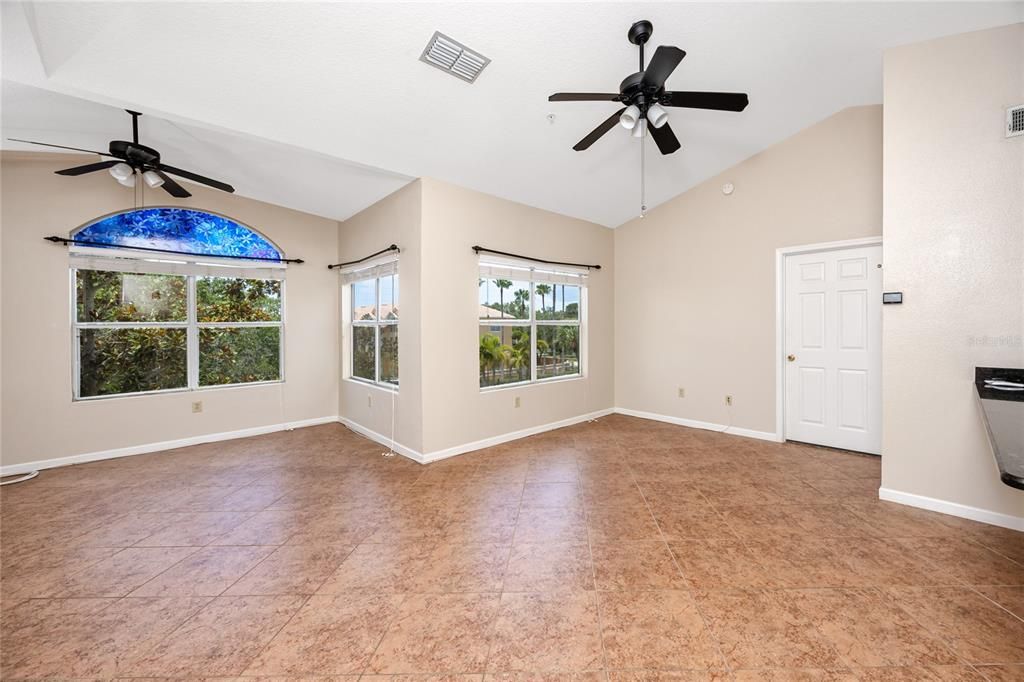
[328,244,401,270]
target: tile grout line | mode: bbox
[479,453,527,675]
[965,584,1024,626]
[627,447,733,676]
[579,431,612,675]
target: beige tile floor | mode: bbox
[1,414,1023,680]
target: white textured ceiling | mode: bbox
[2,2,1022,227]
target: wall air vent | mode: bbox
[420,31,490,83]
[1008,104,1024,138]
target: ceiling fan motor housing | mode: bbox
[619,72,657,113]
[110,140,161,168]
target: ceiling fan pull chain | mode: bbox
[640,132,647,218]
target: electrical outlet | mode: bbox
[191,401,203,413]
[514,396,521,408]
[367,394,372,407]
[725,395,733,406]
[678,387,685,398]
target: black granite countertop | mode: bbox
[975,367,1024,491]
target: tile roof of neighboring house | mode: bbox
[479,305,516,319]
[353,303,398,320]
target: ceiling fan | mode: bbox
[8,110,235,198]
[549,20,749,154]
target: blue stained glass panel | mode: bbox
[72,207,282,260]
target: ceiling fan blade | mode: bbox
[54,160,119,176]
[7,138,116,157]
[155,171,191,198]
[573,107,627,151]
[649,122,681,155]
[158,164,235,193]
[641,46,686,90]
[661,91,749,112]
[549,93,620,102]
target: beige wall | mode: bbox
[337,181,424,453]
[0,153,340,469]
[882,24,1024,520]
[418,178,615,455]
[614,106,883,435]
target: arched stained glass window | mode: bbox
[72,207,282,261]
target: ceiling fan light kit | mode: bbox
[647,103,669,129]
[549,20,749,217]
[142,169,165,188]
[620,104,641,130]
[109,162,133,181]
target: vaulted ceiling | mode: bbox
[3,2,1021,226]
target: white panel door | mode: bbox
[784,245,882,454]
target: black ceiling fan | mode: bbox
[549,20,749,155]
[8,110,235,198]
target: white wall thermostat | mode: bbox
[721,183,735,196]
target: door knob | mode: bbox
[787,354,796,362]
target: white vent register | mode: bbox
[420,32,490,83]
[1008,104,1024,138]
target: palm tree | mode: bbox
[510,328,531,380]
[513,288,529,318]
[494,279,512,317]
[555,326,579,373]
[535,283,551,320]
[479,333,505,383]
[509,342,530,380]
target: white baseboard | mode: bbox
[336,417,424,463]
[879,487,1024,532]
[0,416,340,477]
[613,407,781,443]
[338,408,616,465]
[421,408,615,463]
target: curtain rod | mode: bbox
[328,244,400,270]
[472,245,601,270]
[45,236,304,264]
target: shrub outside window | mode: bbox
[350,273,399,387]
[74,269,283,399]
[478,268,584,389]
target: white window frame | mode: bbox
[71,263,286,401]
[478,267,586,391]
[348,273,399,389]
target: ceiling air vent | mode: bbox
[420,31,490,83]
[1007,104,1024,138]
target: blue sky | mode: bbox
[352,274,398,311]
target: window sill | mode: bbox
[73,379,285,402]
[480,374,584,393]
[344,377,400,393]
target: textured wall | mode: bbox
[881,23,1024,522]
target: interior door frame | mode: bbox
[774,236,883,443]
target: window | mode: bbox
[478,262,585,388]
[76,270,189,397]
[350,273,399,387]
[69,208,287,399]
[74,271,283,398]
[197,277,282,387]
